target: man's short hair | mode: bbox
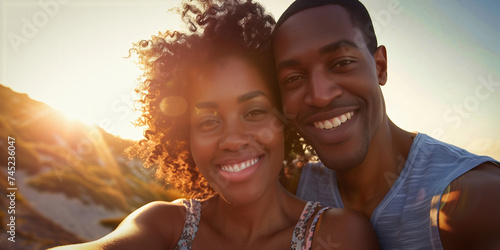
[274,0,378,54]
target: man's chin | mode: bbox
[315,144,368,171]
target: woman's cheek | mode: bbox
[255,117,285,145]
[190,134,217,171]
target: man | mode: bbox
[272,0,500,249]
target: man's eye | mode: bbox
[282,75,305,88]
[284,75,302,83]
[332,59,354,68]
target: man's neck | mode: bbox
[336,119,416,218]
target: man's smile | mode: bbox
[313,111,354,130]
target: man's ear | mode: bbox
[374,45,388,86]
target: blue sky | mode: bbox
[1,0,499,159]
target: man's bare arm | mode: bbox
[439,162,500,249]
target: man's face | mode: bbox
[273,5,388,170]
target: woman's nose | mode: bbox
[218,120,250,151]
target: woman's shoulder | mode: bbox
[313,208,380,249]
[128,199,189,239]
[135,199,187,217]
[128,199,187,227]
[105,200,189,249]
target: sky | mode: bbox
[1,0,499,159]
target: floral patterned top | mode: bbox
[173,199,201,250]
[174,199,329,250]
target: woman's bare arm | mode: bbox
[49,201,186,250]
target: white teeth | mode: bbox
[220,157,259,173]
[324,120,333,129]
[315,121,325,129]
[340,115,347,123]
[313,111,354,130]
[332,117,341,127]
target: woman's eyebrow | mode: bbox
[238,90,269,103]
[194,102,218,110]
[194,90,269,110]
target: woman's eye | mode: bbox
[245,109,267,120]
[197,119,220,131]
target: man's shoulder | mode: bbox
[412,133,471,157]
[398,133,498,192]
[409,133,497,167]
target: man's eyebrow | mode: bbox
[238,90,269,103]
[276,40,359,72]
[276,59,300,73]
[319,39,359,55]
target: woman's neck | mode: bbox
[203,182,305,244]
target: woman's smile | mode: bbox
[218,155,261,173]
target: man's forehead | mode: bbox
[274,0,356,30]
[276,5,352,34]
[275,4,353,34]
[273,5,359,55]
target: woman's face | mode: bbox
[189,56,285,206]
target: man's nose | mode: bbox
[304,68,342,107]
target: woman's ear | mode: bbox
[374,45,388,86]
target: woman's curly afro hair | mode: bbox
[127,0,309,199]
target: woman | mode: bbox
[51,0,378,249]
